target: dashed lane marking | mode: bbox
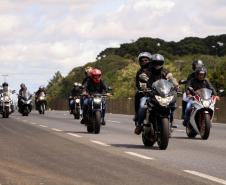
[184,170,226,185]
[106,120,121,123]
[51,128,63,132]
[39,125,48,128]
[67,133,82,138]
[90,140,110,146]
[125,151,155,160]
[30,122,37,125]
[175,129,186,132]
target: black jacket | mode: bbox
[83,78,107,95]
[186,78,217,95]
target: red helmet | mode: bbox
[91,68,102,84]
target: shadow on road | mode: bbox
[171,136,202,140]
[111,143,160,150]
[64,131,90,134]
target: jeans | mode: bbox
[137,97,149,125]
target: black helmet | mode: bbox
[138,52,151,68]
[192,60,204,71]
[151,54,164,70]
[195,66,207,80]
[2,82,8,87]
[20,83,26,89]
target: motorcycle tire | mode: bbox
[157,118,169,150]
[3,107,9,118]
[87,125,94,133]
[94,111,101,134]
[142,133,155,147]
[186,122,197,138]
[200,114,211,140]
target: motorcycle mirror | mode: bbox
[107,86,113,92]
[218,89,225,96]
[179,80,187,85]
[12,90,16,94]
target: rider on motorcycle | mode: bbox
[82,66,93,85]
[18,83,30,111]
[183,66,218,126]
[181,60,205,119]
[81,68,108,125]
[134,54,179,135]
[35,86,47,109]
[69,82,83,113]
[0,82,14,112]
[134,52,152,124]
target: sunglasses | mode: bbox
[141,59,149,62]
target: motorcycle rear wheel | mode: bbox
[3,107,9,118]
[142,133,155,147]
[186,123,197,138]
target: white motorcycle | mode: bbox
[186,88,219,140]
[0,92,14,118]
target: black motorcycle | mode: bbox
[85,93,107,134]
[70,96,81,119]
[142,79,177,150]
[18,93,32,116]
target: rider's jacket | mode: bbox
[186,78,217,95]
[83,78,107,95]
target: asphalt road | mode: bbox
[0,110,226,185]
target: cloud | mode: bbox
[0,0,226,92]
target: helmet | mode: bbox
[73,82,79,87]
[151,54,164,70]
[195,66,207,81]
[39,85,45,90]
[91,68,102,84]
[20,83,26,89]
[85,66,93,76]
[192,60,204,71]
[138,52,152,68]
[2,82,8,87]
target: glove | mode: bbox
[139,73,149,82]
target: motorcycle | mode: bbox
[0,91,14,118]
[141,79,177,150]
[70,96,81,119]
[85,93,107,134]
[185,88,219,140]
[18,92,33,116]
[36,92,46,114]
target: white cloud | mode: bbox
[0,0,226,92]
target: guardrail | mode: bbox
[49,97,226,123]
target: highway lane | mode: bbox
[0,111,225,185]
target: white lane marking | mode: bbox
[67,133,82,138]
[39,125,48,128]
[30,122,37,125]
[51,128,63,132]
[125,152,154,160]
[106,120,121,123]
[22,119,28,122]
[175,129,186,132]
[91,140,110,147]
[184,170,226,185]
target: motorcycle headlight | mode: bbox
[155,95,174,106]
[75,99,80,103]
[93,98,101,104]
[202,100,210,108]
[4,96,10,102]
[39,96,45,100]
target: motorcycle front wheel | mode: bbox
[200,114,211,140]
[157,118,169,150]
[94,111,101,134]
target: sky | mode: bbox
[0,0,226,93]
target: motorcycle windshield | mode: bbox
[152,79,174,97]
[22,92,30,99]
[195,88,212,99]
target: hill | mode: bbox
[46,34,226,106]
